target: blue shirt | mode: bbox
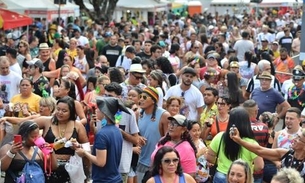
[92,124,123,183]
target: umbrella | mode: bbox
[0,8,33,30]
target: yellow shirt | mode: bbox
[53,48,62,57]
[200,104,218,126]
[11,93,41,117]
[273,50,280,59]
[66,49,77,59]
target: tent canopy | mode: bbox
[117,0,169,9]
[0,8,32,30]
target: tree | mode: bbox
[73,0,119,24]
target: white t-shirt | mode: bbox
[10,62,22,77]
[156,87,164,108]
[233,39,254,61]
[164,84,204,120]
[76,36,89,47]
[115,55,131,72]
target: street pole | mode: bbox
[58,0,61,25]
[299,0,305,63]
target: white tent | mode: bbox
[0,0,26,14]
[117,0,169,9]
[258,0,300,7]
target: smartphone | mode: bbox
[14,135,22,143]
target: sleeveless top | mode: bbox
[138,107,166,167]
[5,157,43,183]
[277,128,301,149]
[42,58,51,72]
[281,150,305,176]
[44,123,78,155]
[153,174,186,183]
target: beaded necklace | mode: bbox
[288,85,305,107]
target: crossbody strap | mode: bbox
[215,134,224,165]
[215,117,220,133]
[18,146,39,163]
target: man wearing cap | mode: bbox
[286,68,305,111]
[199,52,221,81]
[245,60,281,99]
[137,87,170,182]
[73,29,89,48]
[120,64,146,99]
[27,59,50,97]
[102,35,122,67]
[6,48,22,77]
[250,71,290,119]
[164,67,204,121]
[115,46,136,72]
[0,33,16,56]
[256,39,273,61]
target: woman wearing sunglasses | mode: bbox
[147,146,196,183]
[151,114,197,177]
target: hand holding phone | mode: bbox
[229,124,236,136]
[14,135,22,144]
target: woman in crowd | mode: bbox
[165,97,183,117]
[206,107,264,183]
[228,61,247,96]
[227,159,253,183]
[155,56,177,88]
[147,146,196,183]
[201,96,231,142]
[53,64,70,98]
[239,51,258,82]
[83,75,110,105]
[230,125,305,179]
[187,120,209,183]
[224,71,244,108]
[31,96,89,182]
[271,168,304,183]
[0,121,58,183]
[56,78,86,125]
[75,97,130,183]
[149,70,165,108]
[10,78,41,118]
[18,40,32,61]
[152,114,197,176]
[185,56,203,88]
[199,67,219,95]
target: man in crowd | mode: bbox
[102,35,122,67]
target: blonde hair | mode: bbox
[227,159,253,183]
[19,40,30,54]
[39,97,56,113]
[272,168,304,183]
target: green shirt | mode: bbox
[210,132,258,174]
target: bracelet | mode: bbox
[6,150,16,158]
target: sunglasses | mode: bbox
[162,158,179,164]
[181,91,185,98]
[139,94,150,100]
[132,73,143,80]
[216,102,227,106]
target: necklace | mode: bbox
[218,115,229,122]
[58,123,68,139]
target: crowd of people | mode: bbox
[0,6,305,183]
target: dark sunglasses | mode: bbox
[216,102,227,106]
[139,94,150,100]
[162,158,179,164]
[132,73,143,80]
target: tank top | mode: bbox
[44,122,78,155]
[277,128,301,149]
[42,57,51,72]
[153,174,186,183]
[138,107,165,167]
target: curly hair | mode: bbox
[272,167,304,183]
[156,56,174,74]
[109,67,124,83]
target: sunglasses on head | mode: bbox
[139,94,150,100]
[162,158,179,164]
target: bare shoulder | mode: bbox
[146,177,155,183]
[184,173,196,183]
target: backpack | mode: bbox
[9,146,45,183]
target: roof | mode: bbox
[117,0,169,8]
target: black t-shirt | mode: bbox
[136,51,151,60]
[101,44,122,67]
[0,45,9,56]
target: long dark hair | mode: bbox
[226,72,240,105]
[158,130,197,156]
[156,56,174,74]
[244,51,253,68]
[223,107,255,161]
[52,96,77,125]
[61,78,76,100]
[150,146,183,176]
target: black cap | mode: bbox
[182,67,196,76]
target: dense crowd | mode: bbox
[0,7,305,183]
